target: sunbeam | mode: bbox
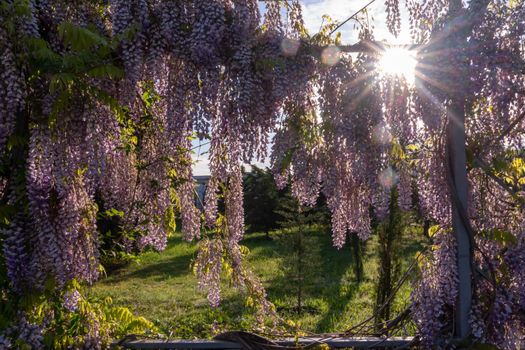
[377,47,418,84]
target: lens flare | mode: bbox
[281,38,300,57]
[379,167,398,189]
[372,123,392,145]
[321,46,341,66]
[378,47,417,84]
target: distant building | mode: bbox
[193,175,210,209]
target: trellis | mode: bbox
[117,0,492,348]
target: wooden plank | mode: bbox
[280,336,414,347]
[119,339,241,349]
[119,336,415,349]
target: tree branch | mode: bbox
[329,0,377,36]
[473,156,524,205]
[492,110,525,146]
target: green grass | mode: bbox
[86,225,424,338]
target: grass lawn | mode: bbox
[86,225,424,338]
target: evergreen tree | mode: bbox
[243,166,280,237]
[374,188,404,331]
[349,233,365,283]
[274,191,325,314]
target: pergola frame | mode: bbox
[119,1,499,348]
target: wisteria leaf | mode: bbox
[482,229,517,247]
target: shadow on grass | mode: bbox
[399,225,426,262]
[164,293,251,338]
[250,228,360,332]
[315,278,362,332]
[241,232,279,249]
[101,251,195,283]
[314,234,364,332]
[241,231,275,242]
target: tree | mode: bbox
[349,232,365,283]
[243,166,280,237]
[274,191,324,314]
[374,188,404,330]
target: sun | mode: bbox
[377,47,417,84]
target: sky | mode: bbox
[193,0,411,176]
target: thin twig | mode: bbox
[491,110,525,147]
[473,157,523,203]
[344,249,424,336]
[329,0,377,36]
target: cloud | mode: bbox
[192,157,210,176]
[301,0,360,42]
[301,0,411,44]
[192,155,270,176]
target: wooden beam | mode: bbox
[303,40,418,59]
[447,99,472,340]
[117,336,415,349]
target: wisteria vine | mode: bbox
[0,0,524,348]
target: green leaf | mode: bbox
[391,142,406,160]
[428,225,440,238]
[103,208,125,218]
[6,133,28,151]
[280,147,296,173]
[0,204,15,225]
[405,144,419,152]
[492,157,508,173]
[13,0,31,16]
[49,73,76,93]
[87,65,124,79]
[48,90,72,127]
[481,229,517,247]
[57,22,108,51]
[26,37,61,61]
